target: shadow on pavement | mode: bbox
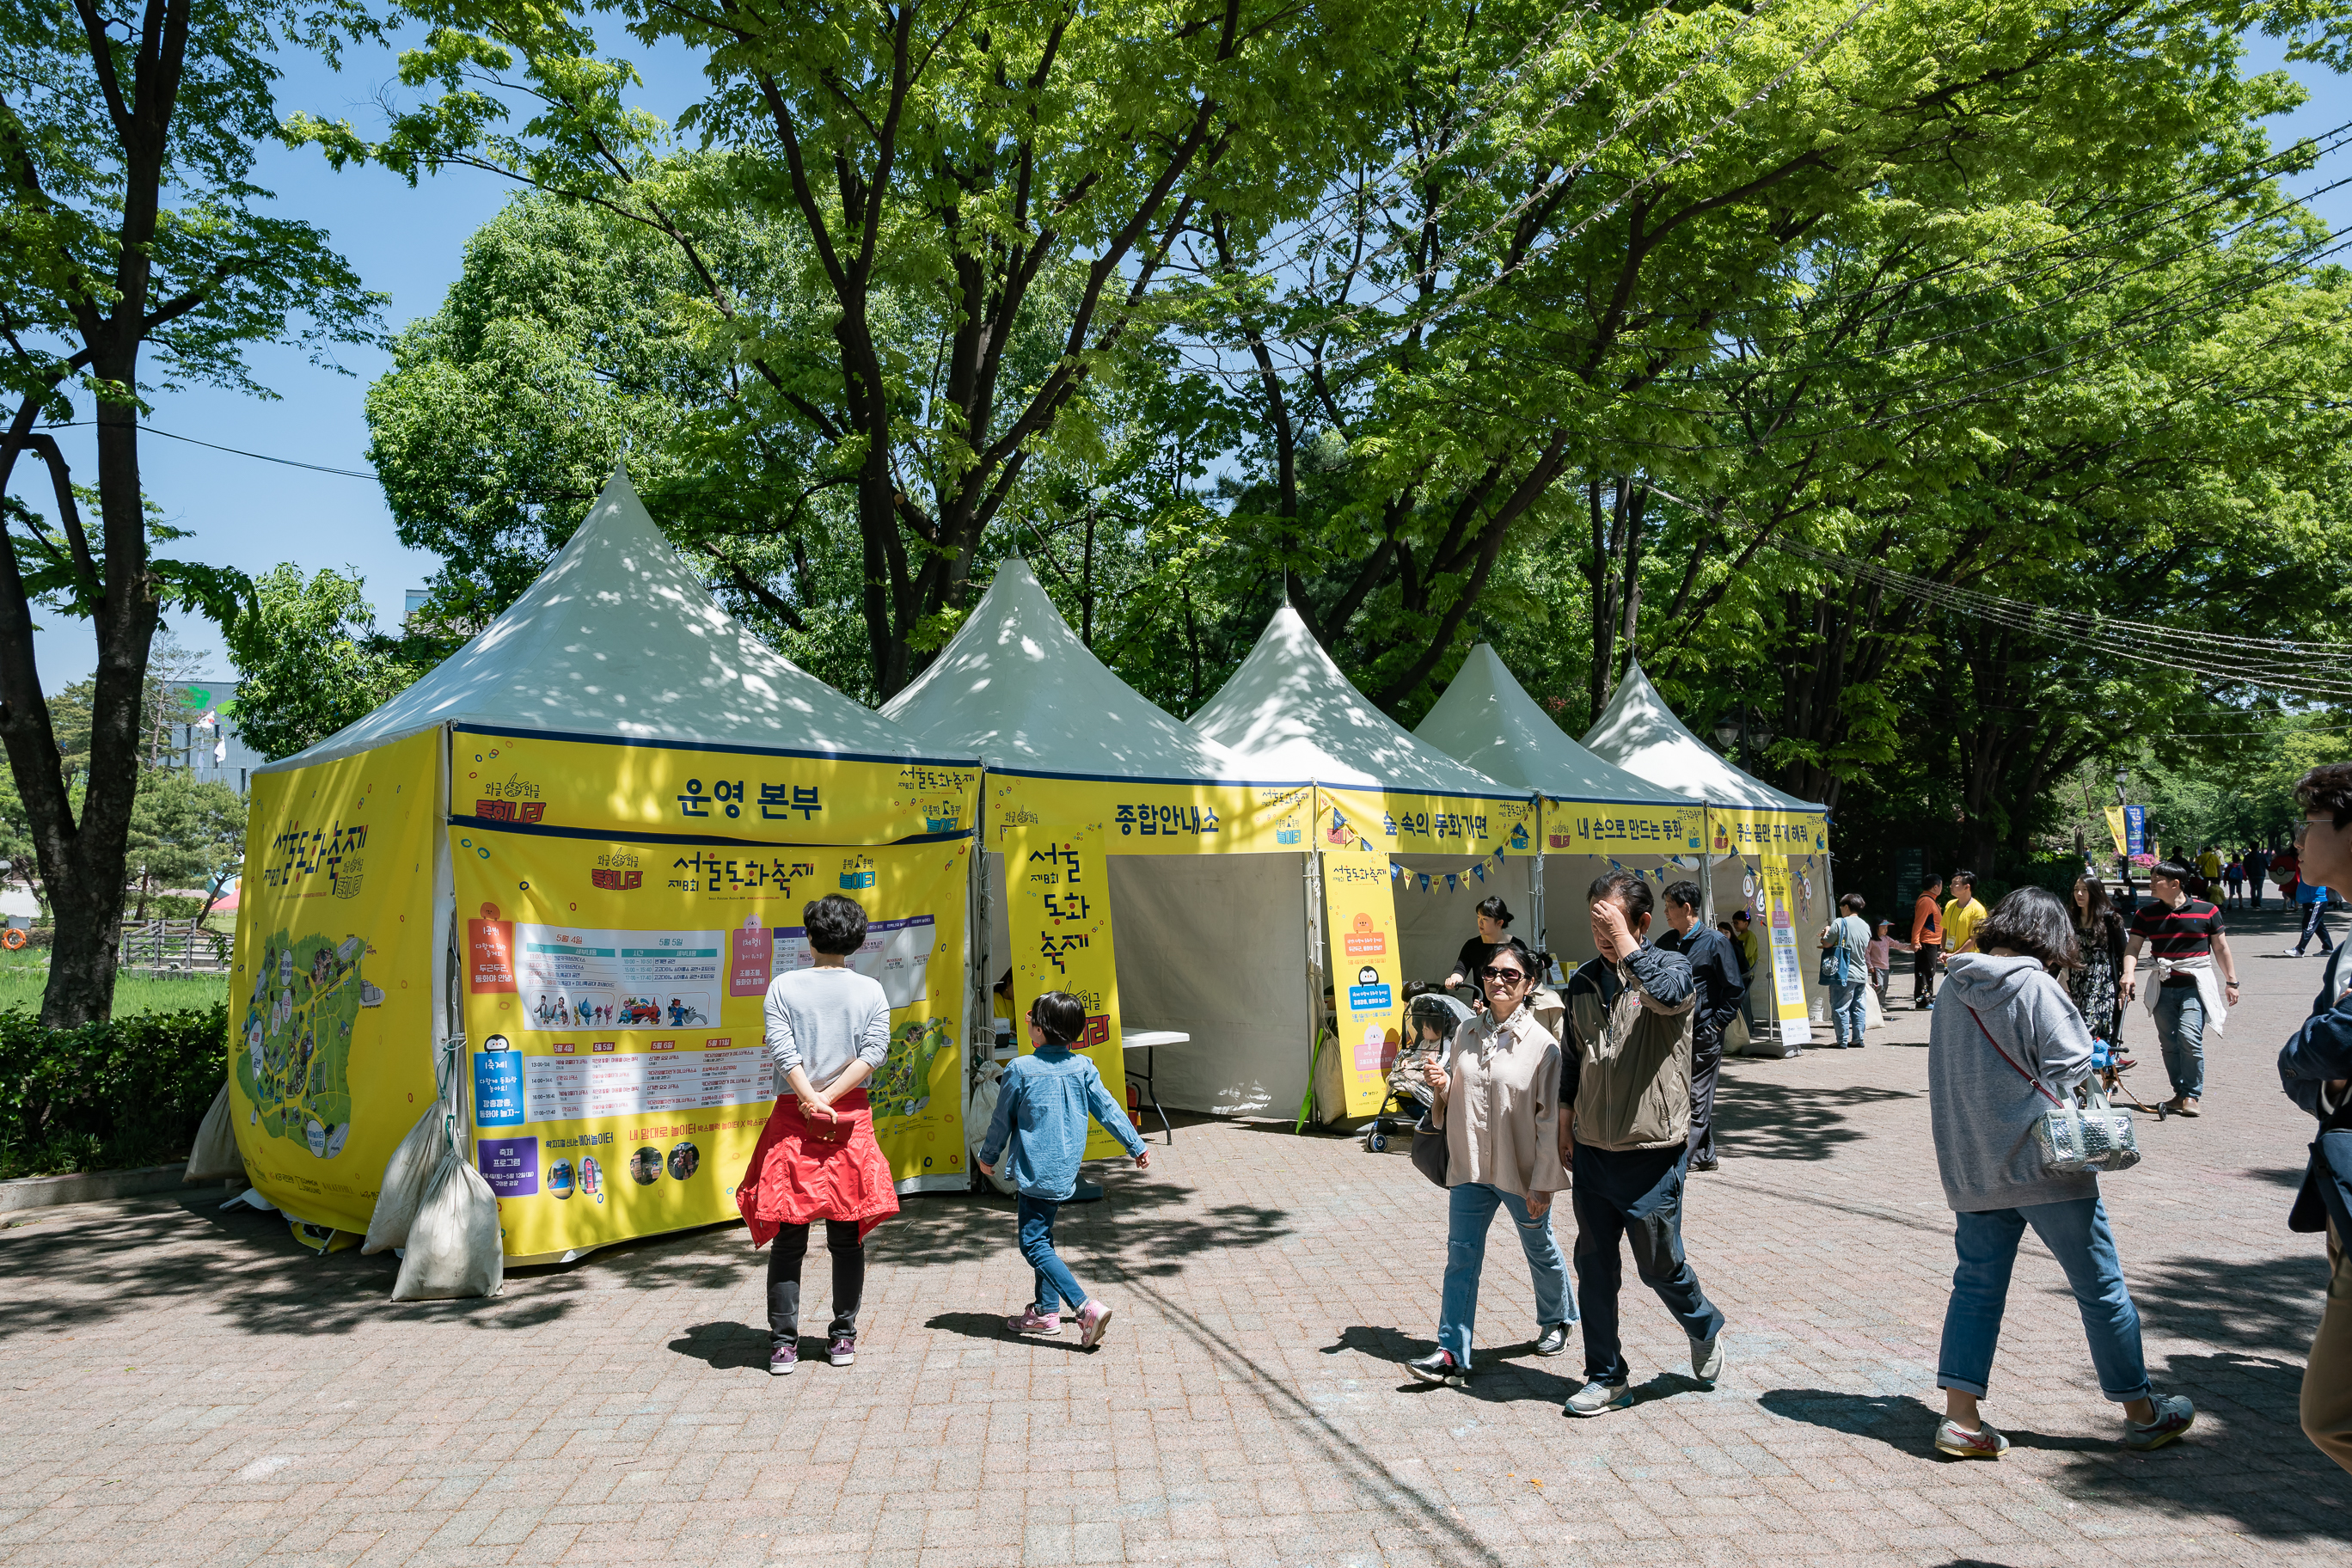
[1757,1387,1931,1451]
[2132,1250,2327,1360]
[922,1309,1092,1352]
[667,1320,770,1369]
[1712,1081,1921,1162]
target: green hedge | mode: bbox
[0,1004,224,1181]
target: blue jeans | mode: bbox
[2301,902,2337,955]
[1937,1197,2152,1404]
[1437,1181,1573,1369]
[1018,1194,1088,1314]
[2151,983,2206,1099]
[1829,980,1867,1046]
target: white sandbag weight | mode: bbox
[184,1081,244,1183]
[362,1107,446,1255]
[390,1147,505,1301]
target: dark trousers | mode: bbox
[768,1219,864,1345]
[1913,946,1940,1005]
[1571,1142,1725,1384]
[1688,1030,1724,1164]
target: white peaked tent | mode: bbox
[880,559,1317,1115]
[279,469,928,769]
[232,469,981,1283]
[1582,658,1840,1037]
[1191,607,1515,793]
[1191,607,1530,987]
[1581,659,1825,817]
[1415,644,1698,967]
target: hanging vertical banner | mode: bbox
[2122,805,2147,857]
[1758,854,1814,1045]
[1003,824,1129,1160]
[2104,805,2128,857]
[230,729,443,1235]
[1320,855,1405,1118]
[451,824,970,1258]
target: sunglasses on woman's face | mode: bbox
[1482,965,1528,984]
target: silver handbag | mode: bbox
[1965,1004,2141,1174]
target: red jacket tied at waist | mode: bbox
[735,1088,899,1246]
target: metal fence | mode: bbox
[117,919,231,971]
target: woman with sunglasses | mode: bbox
[1406,936,1575,1387]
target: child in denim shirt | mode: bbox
[977,990,1150,1347]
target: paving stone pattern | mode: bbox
[2,905,2347,1565]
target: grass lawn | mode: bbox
[0,949,229,1018]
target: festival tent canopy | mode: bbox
[1580,659,1825,815]
[879,555,1253,781]
[1191,609,1538,1080]
[268,469,933,772]
[1413,643,1687,807]
[1190,607,1521,796]
[882,558,1315,1118]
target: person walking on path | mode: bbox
[2246,843,2274,910]
[2068,874,2130,1079]
[1945,873,1990,963]
[1867,919,1896,1014]
[2121,861,2239,1118]
[1819,893,1873,1048]
[1659,881,1745,1173]
[2223,854,2245,910]
[1928,885,2197,1458]
[2295,842,2339,958]
[1406,936,1575,1387]
[2276,763,2352,1474]
[978,990,1151,1350]
[1912,877,1946,1009]
[1559,870,1726,1417]
[738,893,902,1376]
[1730,908,1781,1056]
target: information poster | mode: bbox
[1758,854,1814,1045]
[454,825,970,1258]
[1002,824,1130,1161]
[1320,855,1404,1118]
[229,729,443,1234]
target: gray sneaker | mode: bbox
[2125,1393,2196,1451]
[1564,1378,1632,1417]
[1690,1332,1723,1386]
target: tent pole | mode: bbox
[1531,798,1548,981]
[1302,839,1326,1129]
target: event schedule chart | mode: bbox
[519,1045,773,1123]
[513,922,723,1031]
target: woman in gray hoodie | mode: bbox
[1928,885,2196,1458]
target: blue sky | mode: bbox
[15,26,2349,691]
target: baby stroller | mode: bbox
[1363,989,1473,1152]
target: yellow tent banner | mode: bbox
[986,774,1313,856]
[1707,807,1829,857]
[1757,854,1815,1045]
[452,727,977,844]
[1318,786,1534,859]
[230,728,443,1234]
[450,824,971,1259]
[1320,855,1405,1118]
[1541,799,1706,854]
[1001,824,1132,1160]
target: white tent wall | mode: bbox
[981,850,1314,1118]
[1389,854,1540,984]
[1106,856,1313,1116]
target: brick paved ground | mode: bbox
[3,903,2349,1567]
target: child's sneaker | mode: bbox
[1005,1307,1062,1336]
[1076,1299,1113,1349]
[828,1334,856,1367]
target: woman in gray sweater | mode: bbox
[1928,885,2196,1459]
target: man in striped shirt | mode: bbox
[2121,861,2242,1118]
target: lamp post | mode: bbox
[1711,705,1773,772]
[2114,772,2135,909]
